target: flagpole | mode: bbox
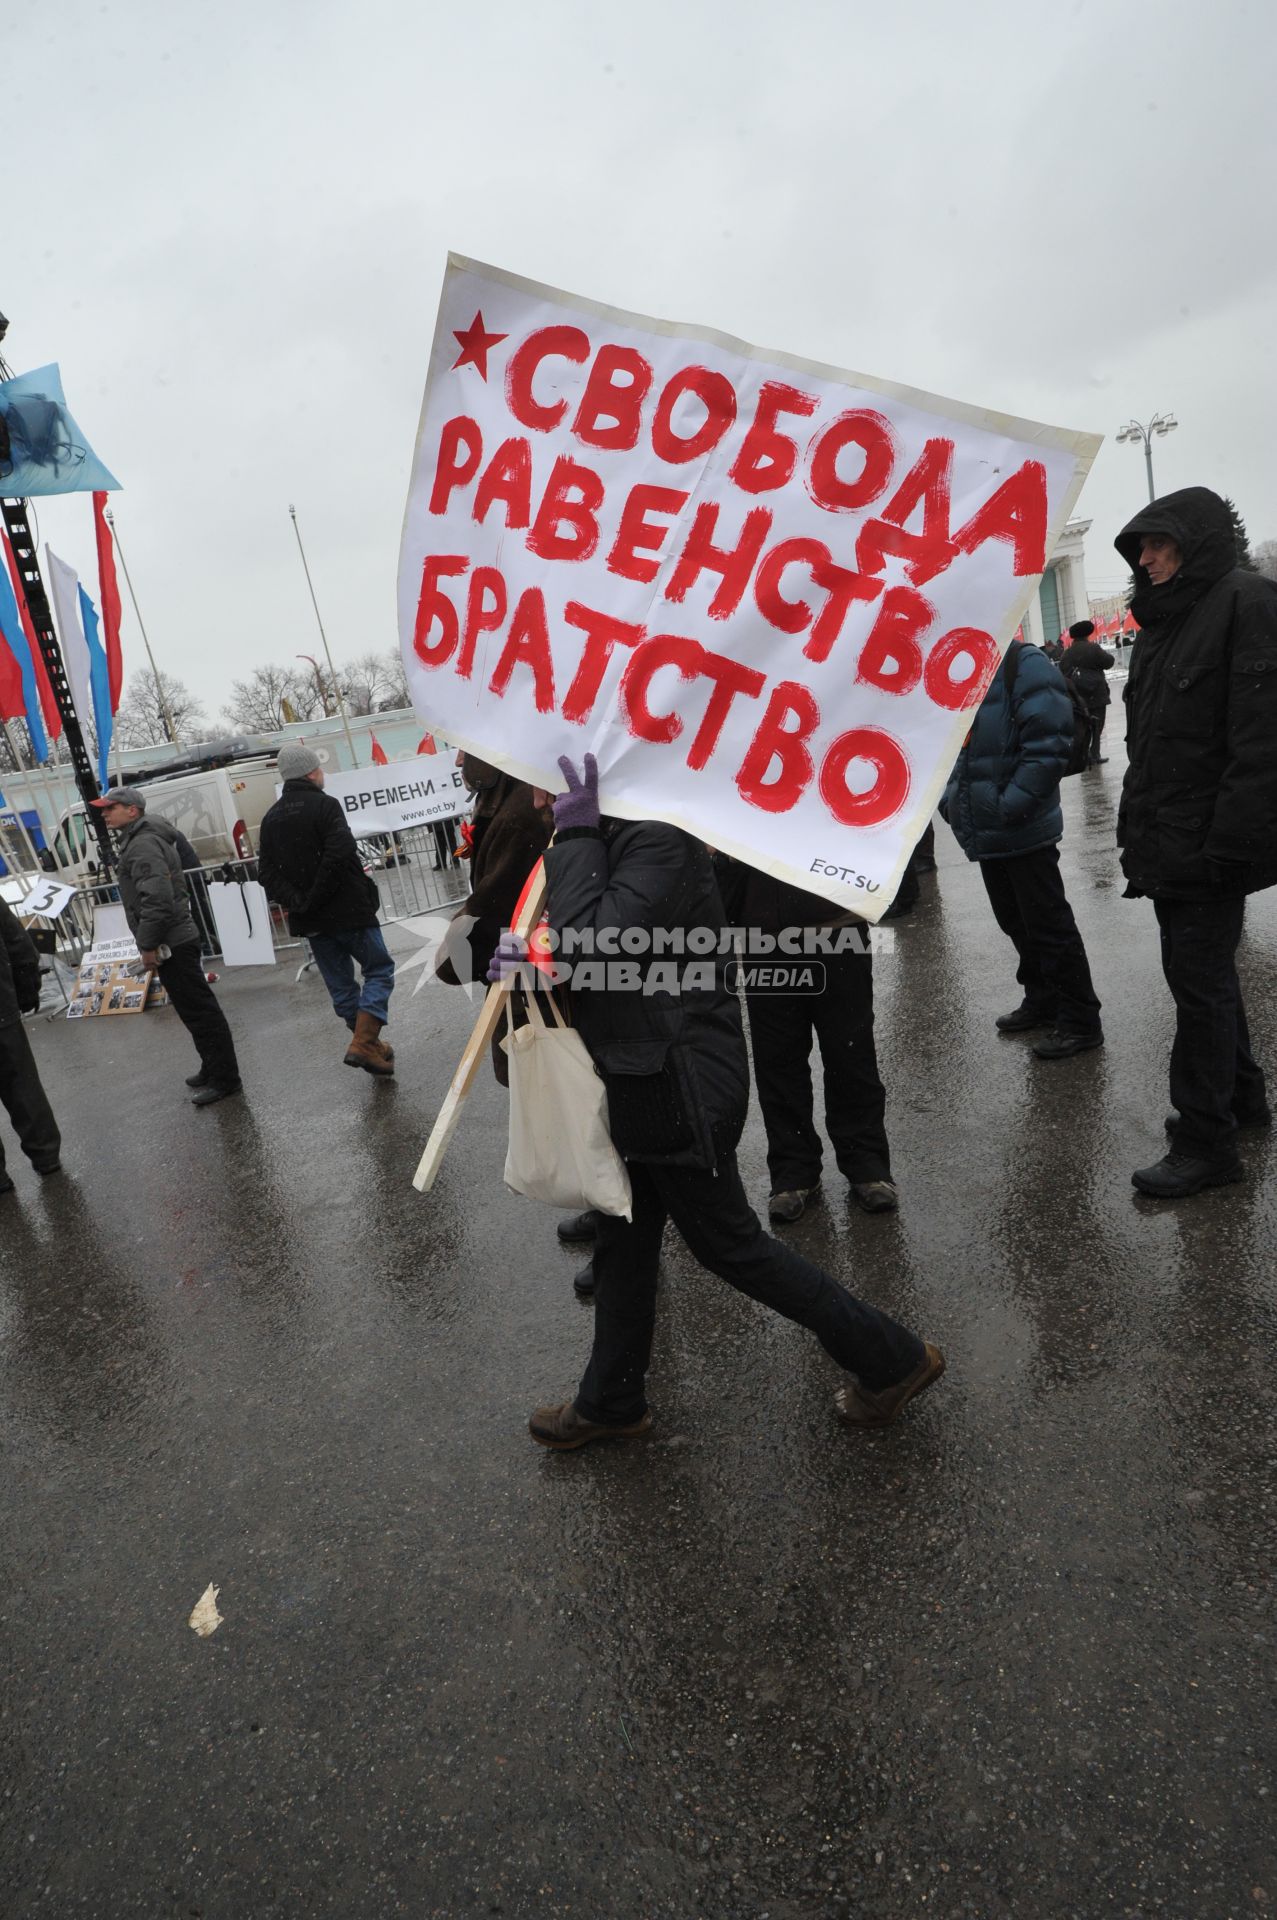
[102,509,181,747]
[288,505,357,765]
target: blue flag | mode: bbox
[0,364,120,498]
[0,553,49,762]
[79,584,113,787]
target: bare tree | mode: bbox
[0,719,38,773]
[1254,538,1277,583]
[224,663,325,731]
[377,647,411,710]
[339,649,396,716]
[116,668,207,748]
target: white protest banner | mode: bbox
[315,757,469,838]
[398,257,1101,919]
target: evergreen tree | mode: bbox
[1225,497,1255,570]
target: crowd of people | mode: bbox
[1,483,1273,1448]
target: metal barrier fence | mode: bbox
[44,822,469,967]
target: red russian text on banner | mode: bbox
[397,256,1100,921]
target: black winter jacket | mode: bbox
[714,858,862,935]
[0,899,41,1028]
[1115,488,1277,899]
[116,815,202,952]
[1061,638,1115,712]
[257,778,380,937]
[545,821,749,1169]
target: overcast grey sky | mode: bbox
[10,0,1276,715]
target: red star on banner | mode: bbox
[451,311,508,379]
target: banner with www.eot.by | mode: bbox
[398,256,1100,919]
[319,757,469,837]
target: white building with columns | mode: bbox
[1018,518,1091,646]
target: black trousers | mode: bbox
[747,949,890,1190]
[1087,712,1107,763]
[574,1144,924,1424]
[1155,895,1267,1158]
[158,941,240,1089]
[979,845,1101,1035]
[0,1021,61,1174]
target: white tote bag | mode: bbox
[502,992,632,1220]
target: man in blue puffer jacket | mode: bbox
[940,640,1102,1058]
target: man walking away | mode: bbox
[491,756,944,1451]
[257,744,394,1078]
[92,788,242,1105]
[1061,620,1116,766]
[1114,486,1277,1198]
[941,637,1102,1059]
[0,897,61,1190]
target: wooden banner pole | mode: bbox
[411,859,548,1194]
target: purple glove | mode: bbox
[486,930,527,985]
[554,754,600,832]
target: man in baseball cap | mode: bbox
[92,784,242,1104]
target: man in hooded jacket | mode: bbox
[1114,486,1277,1197]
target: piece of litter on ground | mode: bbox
[188,1583,223,1637]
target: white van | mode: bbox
[48,739,282,879]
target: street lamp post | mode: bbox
[1116,412,1177,503]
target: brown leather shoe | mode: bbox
[344,1010,395,1076]
[835,1342,946,1429]
[529,1401,653,1450]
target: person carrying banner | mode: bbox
[0,896,61,1190]
[91,787,242,1104]
[490,755,944,1451]
[715,857,897,1222]
[1113,487,1277,1198]
[940,639,1103,1059]
[1061,620,1116,766]
[257,743,395,1077]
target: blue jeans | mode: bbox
[308,926,395,1026]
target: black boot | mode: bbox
[1131,1152,1244,1198]
[572,1261,596,1298]
[557,1209,602,1245]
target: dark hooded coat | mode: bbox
[1061,638,1115,712]
[1115,487,1277,899]
[0,899,42,1028]
[545,821,749,1169]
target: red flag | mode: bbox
[92,492,124,713]
[370,734,388,766]
[1,531,62,740]
[0,623,24,722]
[417,733,437,756]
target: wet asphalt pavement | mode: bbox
[3,732,1275,1920]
